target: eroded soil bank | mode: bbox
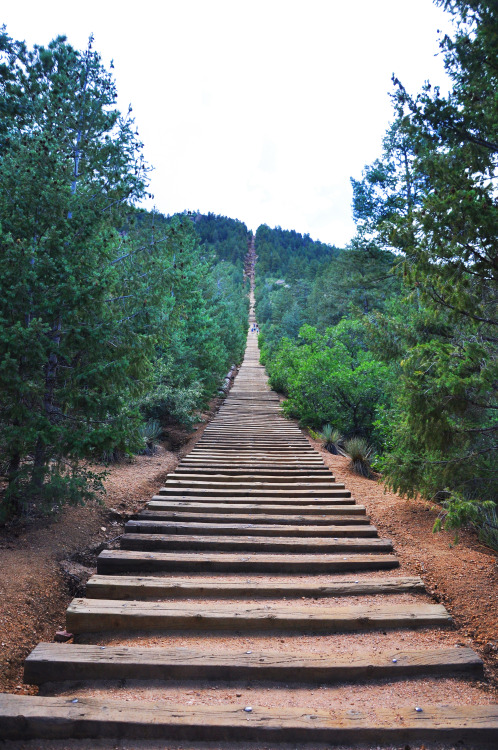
[0,406,220,695]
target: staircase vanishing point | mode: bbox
[1,247,497,746]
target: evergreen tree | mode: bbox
[0,33,162,515]
[353,1,498,537]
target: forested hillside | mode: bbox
[256,0,498,549]
[255,227,399,444]
[0,31,248,520]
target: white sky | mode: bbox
[3,0,453,247]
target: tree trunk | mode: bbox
[31,435,46,493]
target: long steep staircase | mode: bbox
[0,238,497,747]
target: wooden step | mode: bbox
[197,439,311,445]
[125,520,378,537]
[203,426,300,431]
[85,575,426,600]
[137,510,371,525]
[119,533,393,554]
[166,473,337,484]
[24,643,482,684]
[186,451,322,458]
[3,696,495,744]
[153,491,353,502]
[66,599,451,633]
[174,467,333,475]
[180,463,326,470]
[182,454,324,460]
[162,480,346,491]
[195,439,313,445]
[97,549,400,574]
[147,501,366,515]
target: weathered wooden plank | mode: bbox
[183,453,322,458]
[182,463,326,469]
[7,695,495,744]
[165,473,338,484]
[180,462,326,469]
[85,575,425,600]
[119,533,392,554]
[174,467,333,475]
[194,441,314,447]
[0,693,498,748]
[124,520,378,537]
[66,598,451,633]
[161,480,346,492]
[24,643,482,685]
[196,444,313,450]
[97,549,399,574]
[146,501,366,515]
[186,451,322,458]
[137,510,371,525]
[197,438,311,444]
[203,427,302,432]
[152,492,354,503]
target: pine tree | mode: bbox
[353,1,498,535]
[0,32,159,516]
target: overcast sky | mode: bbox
[3,0,453,247]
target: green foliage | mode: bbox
[343,437,375,479]
[432,491,497,546]
[262,322,393,439]
[255,224,339,280]
[320,424,343,454]
[138,420,162,455]
[253,3,497,549]
[0,31,250,520]
[0,32,154,515]
[193,212,250,266]
[346,0,498,541]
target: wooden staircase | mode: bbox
[1,284,497,746]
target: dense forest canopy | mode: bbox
[256,224,340,280]
[193,213,251,265]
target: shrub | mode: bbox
[321,424,343,454]
[343,437,374,479]
[138,420,162,455]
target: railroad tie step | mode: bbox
[151,493,355,504]
[162,478,345,489]
[136,509,371,524]
[4,696,494,744]
[65,598,452,633]
[118,533,393,554]
[156,487,352,498]
[147,506,366,522]
[84,574,426,600]
[96,549,400,574]
[24,643,482,685]
[173,467,335,476]
[124,519,379,537]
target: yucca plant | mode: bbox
[343,437,374,478]
[138,419,162,455]
[320,424,343,455]
[481,505,498,552]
